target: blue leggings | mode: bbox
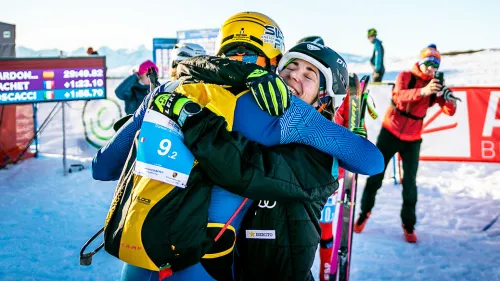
[121,262,212,281]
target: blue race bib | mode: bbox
[134,109,195,188]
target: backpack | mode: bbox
[80,81,246,280]
[80,83,213,276]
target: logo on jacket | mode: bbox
[135,196,151,205]
[258,200,277,209]
[246,230,276,240]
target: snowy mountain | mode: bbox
[18,45,500,83]
[16,45,154,73]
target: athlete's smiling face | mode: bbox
[279,59,320,106]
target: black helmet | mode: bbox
[297,35,324,46]
[277,42,349,106]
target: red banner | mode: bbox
[419,87,500,163]
[0,104,35,166]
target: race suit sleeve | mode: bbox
[91,92,151,181]
[232,93,384,176]
[181,108,338,203]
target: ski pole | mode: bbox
[214,198,249,242]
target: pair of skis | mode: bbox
[328,73,370,281]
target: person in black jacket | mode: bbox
[93,12,380,281]
[115,60,158,114]
[173,42,364,280]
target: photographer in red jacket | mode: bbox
[353,44,458,243]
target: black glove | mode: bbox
[147,67,160,88]
[151,92,202,127]
[442,86,462,102]
[245,69,291,116]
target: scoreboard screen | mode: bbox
[0,56,106,105]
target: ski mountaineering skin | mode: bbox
[83,11,384,281]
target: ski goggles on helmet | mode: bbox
[225,45,278,71]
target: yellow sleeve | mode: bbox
[174,83,249,131]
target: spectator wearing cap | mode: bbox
[353,44,457,243]
[367,28,385,82]
[115,60,159,114]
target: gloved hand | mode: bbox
[246,69,291,116]
[441,86,462,102]
[352,126,367,138]
[151,92,202,127]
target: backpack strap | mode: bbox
[429,94,437,107]
[409,73,436,106]
[407,73,417,89]
[391,72,426,120]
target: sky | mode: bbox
[0,0,498,58]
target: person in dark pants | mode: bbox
[354,44,458,243]
[367,28,385,82]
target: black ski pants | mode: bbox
[360,127,422,228]
[372,69,385,82]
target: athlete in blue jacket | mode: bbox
[368,28,385,82]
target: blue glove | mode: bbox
[246,69,291,116]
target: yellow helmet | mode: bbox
[215,11,284,61]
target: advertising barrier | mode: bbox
[365,84,500,163]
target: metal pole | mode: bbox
[33,103,38,157]
[62,102,67,176]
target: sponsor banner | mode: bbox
[365,85,500,163]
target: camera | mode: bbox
[434,71,444,85]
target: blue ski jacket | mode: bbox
[370,38,385,73]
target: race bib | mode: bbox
[134,109,195,188]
